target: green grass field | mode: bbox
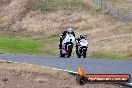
[0,35,59,56]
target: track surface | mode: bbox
[0,53,132,83]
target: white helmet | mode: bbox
[66,28,73,33]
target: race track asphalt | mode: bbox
[0,53,132,83]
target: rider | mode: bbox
[76,34,86,44]
[76,34,86,54]
[59,27,75,49]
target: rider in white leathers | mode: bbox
[76,34,87,55]
[59,28,75,49]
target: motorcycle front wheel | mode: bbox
[82,49,87,58]
[60,50,65,58]
[67,45,73,58]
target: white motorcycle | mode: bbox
[60,34,75,58]
[76,39,88,58]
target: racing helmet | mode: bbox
[66,28,73,34]
[79,34,85,39]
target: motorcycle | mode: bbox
[60,33,75,58]
[76,39,88,58]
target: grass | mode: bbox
[0,34,77,57]
[89,51,132,61]
[106,0,132,12]
[0,60,69,78]
[36,0,90,13]
[0,34,59,56]
[0,0,131,61]
[35,0,104,15]
[0,34,131,60]
[36,0,104,18]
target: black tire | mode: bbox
[60,54,65,57]
[67,45,73,58]
[60,50,65,58]
[77,54,81,58]
[76,47,81,58]
[76,75,87,85]
[83,49,87,58]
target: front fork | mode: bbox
[77,46,87,55]
[77,46,82,55]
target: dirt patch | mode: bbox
[0,60,123,88]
